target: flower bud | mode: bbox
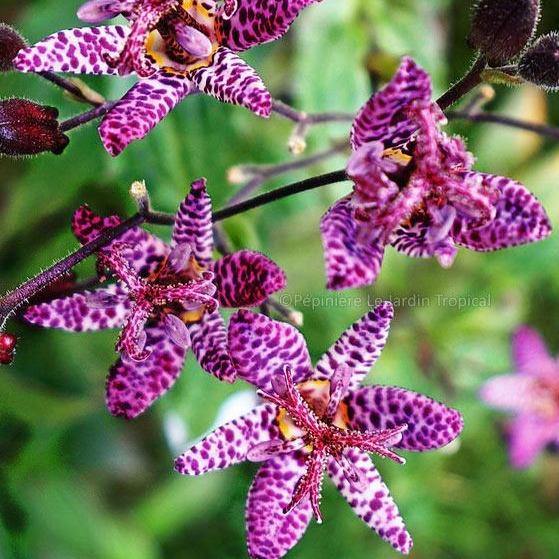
[0,332,17,365]
[0,99,69,156]
[518,32,559,90]
[468,0,540,65]
[0,24,26,72]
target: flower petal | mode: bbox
[327,449,413,554]
[188,308,237,382]
[213,250,286,307]
[99,71,195,156]
[320,197,385,290]
[480,374,542,413]
[219,0,318,52]
[174,403,279,475]
[190,47,272,117]
[13,26,130,75]
[106,325,187,419]
[391,219,458,268]
[246,452,313,559]
[452,174,552,251]
[314,303,394,390]
[512,326,553,375]
[508,413,559,469]
[228,310,313,392]
[72,205,168,275]
[24,284,129,332]
[345,386,464,451]
[172,178,214,267]
[350,57,432,150]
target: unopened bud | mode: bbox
[0,99,69,156]
[0,332,17,365]
[468,0,540,65]
[518,32,559,90]
[0,24,26,72]
[129,180,151,212]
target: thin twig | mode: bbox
[60,101,118,132]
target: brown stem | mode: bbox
[437,56,487,111]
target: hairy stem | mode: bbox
[0,213,145,329]
[437,56,487,111]
[60,101,118,132]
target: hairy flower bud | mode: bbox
[0,23,26,72]
[0,99,69,156]
[0,332,17,365]
[518,32,559,90]
[468,0,540,65]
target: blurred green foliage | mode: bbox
[2,0,559,558]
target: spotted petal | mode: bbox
[213,250,286,308]
[24,284,129,332]
[228,310,313,392]
[172,178,214,267]
[219,0,318,52]
[188,309,237,383]
[106,326,187,419]
[13,26,130,75]
[246,452,313,559]
[174,403,279,475]
[345,386,464,451]
[508,413,559,469]
[71,205,168,276]
[106,325,186,419]
[314,303,394,390]
[327,449,413,554]
[452,174,552,251]
[320,197,385,290]
[350,57,432,150]
[99,71,195,156]
[190,47,272,117]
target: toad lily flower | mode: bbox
[24,178,286,419]
[481,326,559,468]
[175,302,463,558]
[13,0,320,156]
[321,57,552,290]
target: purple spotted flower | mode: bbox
[13,0,320,156]
[175,302,463,558]
[481,326,559,468]
[321,57,552,290]
[24,178,286,419]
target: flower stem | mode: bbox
[271,100,354,125]
[0,213,145,329]
[447,110,559,140]
[39,71,103,106]
[437,56,487,111]
[60,101,118,132]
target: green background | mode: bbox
[2,0,559,557]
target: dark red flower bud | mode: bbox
[0,23,26,72]
[518,32,559,90]
[0,332,17,365]
[468,0,541,65]
[0,98,69,156]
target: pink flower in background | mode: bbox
[24,178,286,418]
[481,326,559,468]
[320,57,552,290]
[175,302,463,558]
[13,0,321,155]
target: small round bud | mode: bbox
[0,332,17,365]
[518,32,559,90]
[468,0,541,65]
[0,98,69,157]
[0,24,26,72]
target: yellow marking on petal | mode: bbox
[277,379,350,441]
[180,308,206,323]
[383,148,412,165]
